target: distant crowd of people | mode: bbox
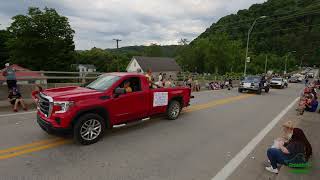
[297,80,319,115]
[207,78,233,91]
[145,69,176,88]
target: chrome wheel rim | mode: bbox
[171,103,180,118]
[80,119,102,141]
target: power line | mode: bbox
[250,23,320,36]
[209,9,320,32]
[213,7,320,29]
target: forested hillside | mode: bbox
[177,0,320,74]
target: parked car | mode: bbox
[270,78,288,89]
[238,76,270,94]
[36,73,192,145]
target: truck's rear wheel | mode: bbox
[167,100,181,120]
[238,88,243,93]
[74,113,105,145]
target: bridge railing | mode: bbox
[0,70,243,101]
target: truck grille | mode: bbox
[39,93,52,117]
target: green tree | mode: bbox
[177,33,244,74]
[143,43,163,57]
[0,30,11,63]
[191,0,320,73]
[76,48,132,72]
[6,7,75,70]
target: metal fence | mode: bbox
[9,71,102,80]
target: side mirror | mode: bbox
[114,88,126,97]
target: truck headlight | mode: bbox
[53,101,74,114]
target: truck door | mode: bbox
[110,77,149,124]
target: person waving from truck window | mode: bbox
[123,80,132,93]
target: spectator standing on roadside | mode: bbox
[187,77,193,89]
[2,63,17,90]
[305,75,309,86]
[145,69,153,87]
[229,78,233,88]
[224,79,230,90]
[192,80,199,91]
[163,73,167,81]
[31,85,43,104]
[305,96,318,112]
[158,73,163,82]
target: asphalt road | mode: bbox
[0,82,305,180]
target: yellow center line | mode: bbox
[0,94,253,160]
[0,137,63,155]
[0,139,71,160]
[185,94,253,112]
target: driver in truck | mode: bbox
[124,80,132,93]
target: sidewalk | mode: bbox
[276,112,320,180]
[227,107,320,180]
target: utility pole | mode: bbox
[285,55,288,75]
[113,39,122,72]
[113,39,122,49]
[264,55,268,74]
[285,51,296,74]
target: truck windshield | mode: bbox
[272,78,282,81]
[244,77,260,82]
[86,75,120,91]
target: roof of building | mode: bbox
[132,56,181,72]
[0,64,45,81]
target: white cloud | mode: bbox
[0,0,266,50]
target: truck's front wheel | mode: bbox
[74,114,105,145]
[167,100,181,120]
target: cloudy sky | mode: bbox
[0,0,265,50]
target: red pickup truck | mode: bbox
[37,73,192,145]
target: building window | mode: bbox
[134,62,136,67]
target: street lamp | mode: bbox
[284,51,296,74]
[264,55,268,74]
[244,16,267,76]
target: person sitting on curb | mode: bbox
[8,87,27,112]
[282,121,312,160]
[265,121,312,174]
[305,96,318,112]
[145,69,153,88]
